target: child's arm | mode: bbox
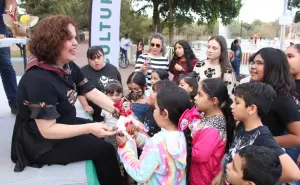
[192,128,223,163]
[118,139,159,183]
[257,134,300,183]
[278,153,300,183]
[78,95,94,115]
[135,131,150,148]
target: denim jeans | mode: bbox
[231,58,241,75]
[284,130,300,185]
[0,26,17,107]
[121,48,127,60]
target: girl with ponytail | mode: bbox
[179,78,235,185]
[116,87,192,185]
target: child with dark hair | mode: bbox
[126,72,149,122]
[183,78,235,185]
[144,80,177,136]
[116,87,192,184]
[79,45,121,122]
[226,145,282,185]
[211,82,300,185]
[101,80,123,128]
[178,76,198,103]
[150,69,169,86]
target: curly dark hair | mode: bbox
[169,40,197,73]
[28,15,78,65]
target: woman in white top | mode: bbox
[135,33,169,92]
[193,35,236,98]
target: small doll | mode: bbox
[113,96,146,140]
[178,107,202,137]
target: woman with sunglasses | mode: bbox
[135,33,169,91]
[193,35,236,99]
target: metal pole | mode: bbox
[240,20,243,37]
[280,0,288,50]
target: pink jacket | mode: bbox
[190,116,227,185]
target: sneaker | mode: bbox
[10,105,17,115]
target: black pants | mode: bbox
[35,119,122,185]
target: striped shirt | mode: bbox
[135,53,169,89]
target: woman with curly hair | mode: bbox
[169,40,198,82]
[10,15,122,185]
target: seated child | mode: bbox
[226,145,282,185]
[126,72,149,122]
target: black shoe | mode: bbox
[10,106,17,115]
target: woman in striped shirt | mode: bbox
[135,33,169,91]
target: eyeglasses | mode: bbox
[151,43,161,48]
[249,60,264,66]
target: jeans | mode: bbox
[0,26,17,107]
[231,58,241,75]
[284,130,300,185]
[121,48,127,60]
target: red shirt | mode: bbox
[136,44,144,53]
[171,58,198,82]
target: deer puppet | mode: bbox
[3,14,39,38]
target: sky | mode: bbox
[239,0,285,23]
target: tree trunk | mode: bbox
[152,1,161,32]
[168,0,174,46]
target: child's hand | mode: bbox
[116,131,128,148]
[84,105,94,115]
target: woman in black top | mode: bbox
[10,15,122,185]
[249,47,300,148]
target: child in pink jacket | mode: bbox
[180,78,235,185]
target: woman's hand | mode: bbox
[84,105,94,115]
[141,64,151,72]
[174,64,184,72]
[116,132,129,148]
[89,123,117,138]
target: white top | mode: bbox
[101,109,117,128]
[120,38,132,50]
[0,38,28,48]
[193,60,237,99]
[135,53,169,90]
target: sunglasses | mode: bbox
[150,43,161,48]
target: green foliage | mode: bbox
[21,0,90,29]
[295,11,300,23]
[119,0,152,43]
[228,19,280,38]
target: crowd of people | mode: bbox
[5,13,300,185]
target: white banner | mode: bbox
[90,0,121,69]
